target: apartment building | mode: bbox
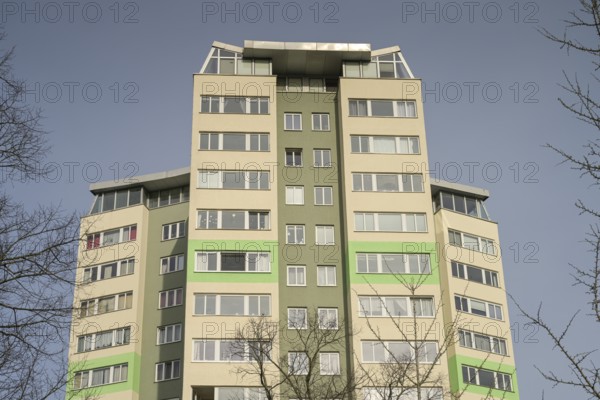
[67,41,518,400]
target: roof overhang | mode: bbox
[90,167,190,194]
[430,179,489,200]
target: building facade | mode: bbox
[67,41,519,400]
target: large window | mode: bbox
[351,135,420,154]
[197,210,270,230]
[288,352,309,375]
[352,173,423,192]
[312,113,330,131]
[455,295,503,320]
[458,329,507,356]
[287,265,306,286]
[284,113,302,131]
[201,47,271,75]
[448,229,496,255]
[147,186,190,208]
[288,308,308,329]
[157,323,182,345]
[358,296,434,317]
[313,149,332,167]
[201,96,269,114]
[80,292,132,318]
[462,365,513,391]
[315,225,335,245]
[349,99,416,117]
[451,261,499,287]
[317,308,338,329]
[192,340,272,362]
[314,186,333,205]
[155,360,180,382]
[77,327,130,353]
[159,288,183,309]
[356,253,431,274]
[363,387,443,400]
[285,149,303,167]
[362,341,438,363]
[344,53,412,79]
[198,170,270,190]
[86,225,137,250]
[194,294,271,316]
[160,254,185,274]
[73,363,128,389]
[90,187,142,214]
[286,186,304,205]
[435,191,490,220]
[162,221,186,240]
[286,225,305,244]
[196,252,270,272]
[319,353,340,375]
[82,258,135,283]
[200,132,269,151]
[317,266,337,286]
[355,212,427,232]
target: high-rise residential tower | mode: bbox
[67,41,518,400]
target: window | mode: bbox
[448,229,497,255]
[288,308,307,329]
[196,252,270,272]
[313,149,332,167]
[455,295,503,320]
[159,288,183,309]
[73,363,128,389]
[458,329,507,355]
[194,294,271,316]
[284,113,302,130]
[286,186,304,205]
[215,387,268,400]
[312,113,330,131]
[363,387,443,400]
[157,324,182,345]
[199,132,269,152]
[77,327,131,352]
[197,210,270,230]
[80,292,132,318]
[198,170,270,190]
[462,365,513,391]
[451,261,499,287]
[362,341,438,363]
[352,173,423,192]
[286,225,305,244]
[82,258,135,283]
[201,47,272,75]
[349,99,416,117]
[147,186,190,208]
[200,96,269,114]
[314,186,333,205]
[160,254,185,274]
[355,212,427,232]
[86,225,137,250]
[358,296,434,317]
[287,266,306,286]
[343,53,412,79]
[320,353,340,375]
[155,360,180,382]
[192,340,272,362]
[315,225,335,245]
[318,308,338,329]
[90,187,143,214]
[435,191,490,220]
[162,221,186,241]
[351,135,420,154]
[285,149,303,167]
[357,253,431,274]
[317,266,337,286]
[288,352,309,375]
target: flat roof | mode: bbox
[90,167,190,194]
[430,179,489,200]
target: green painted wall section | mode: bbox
[347,241,440,285]
[447,354,519,399]
[67,352,141,398]
[186,239,280,282]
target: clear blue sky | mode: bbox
[4,0,598,398]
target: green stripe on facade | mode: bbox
[348,241,440,284]
[447,354,519,399]
[187,239,280,283]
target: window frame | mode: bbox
[159,288,184,309]
[155,360,181,382]
[354,212,428,232]
[194,294,271,316]
[199,132,270,152]
[358,296,435,318]
[195,251,271,273]
[287,308,308,329]
[349,99,417,118]
[285,186,305,205]
[356,253,431,274]
[160,254,185,275]
[157,323,183,345]
[162,221,186,241]
[319,352,341,375]
[286,225,306,244]
[284,112,303,131]
[197,170,270,190]
[312,113,330,131]
[314,186,333,205]
[315,225,335,245]
[317,308,339,329]
[454,295,503,320]
[197,210,270,231]
[287,265,307,287]
[313,149,332,167]
[285,148,303,167]
[317,265,337,287]
[200,96,269,114]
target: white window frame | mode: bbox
[73,363,128,389]
[448,229,497,255]
[317,265,337,286]
[77,327,131,353]
[86,224,137,250]
[455,295,503,321]
[159,288,183,309]
[312,113,330,131]
[197,170,270,190]
[458,329,508,356]
[356,253,431,274]
[352,173,424,193]
[319,352,340,375]
[288,352,309,375]
[287,265,306,286]
[313,149,332,167]
[157,323,182,345]
[155,360,180,382]
[162,221,186,241]
[361,340,438,364]
[195,251,271,273]
[287,308,308,329]
[285,148,303,167]
[199,132,270,152]
[284,113,302,131]
[462,365,513,391]
[286,225,305,244]
[200,96,269,114]
[285,186,305,205]
[194,294,271,316]
[314,186,333,205]
[358,296,434,317]
[80,292,132,318]
[197,210,270,230]
[315,225,335,245]
[192,339,272,362]
[317,308,338,329]
[351,135,420,154]
[451,261,499,287]
[354,212,427,232]
[160,254,185,274]
[349,99,417,118]
[82,257,135,283]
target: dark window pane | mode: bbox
[129,188,141,205]
[371,101,394,116]
[467,266,484,283]
[221,253,245,271]
[102,192,115,212]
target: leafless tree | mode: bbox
[0,31,80,399]
[512,1,600,397]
